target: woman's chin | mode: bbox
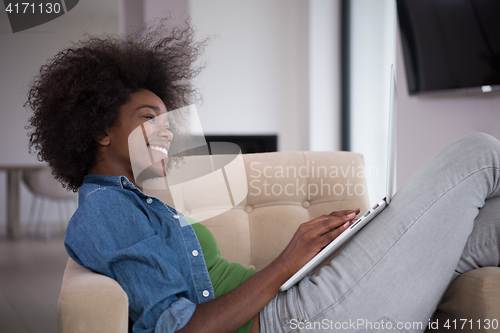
[135,159,168,184]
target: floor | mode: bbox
[0,226,68,333]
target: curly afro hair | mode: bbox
[26,19,207,192]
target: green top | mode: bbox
[190,219,257,333]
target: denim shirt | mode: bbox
[64,174,215,333]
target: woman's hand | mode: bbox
[274,209,361,279]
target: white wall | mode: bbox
[188,0,306,152]
[396,29,500,188]
[309,0,342,151]
[0,0,119,228]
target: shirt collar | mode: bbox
[80,174,184,221]
[82,174,136,190]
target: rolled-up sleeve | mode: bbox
[65,188,206,333]
[155,297,196,332]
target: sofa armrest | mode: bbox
[57,258,129,333]
[428,267,500,333]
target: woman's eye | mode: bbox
[144,116,155,123]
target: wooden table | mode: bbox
[1,164,46,240]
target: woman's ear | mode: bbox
[96,134,110,146]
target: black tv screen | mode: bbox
[397,0,500,95]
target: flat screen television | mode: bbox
[172,135,278,157]
[204,135,278,154]
[397,0,500,95]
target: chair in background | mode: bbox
[22,167,77,240]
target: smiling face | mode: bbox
[91,89,173,187]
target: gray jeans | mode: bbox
[260,133,500,333]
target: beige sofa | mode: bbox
[58,151,500,333]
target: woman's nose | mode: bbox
[158,127,173,142]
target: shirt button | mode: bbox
[146,198,153,204]
[122,180,127,187]
[192,250,199,257]
[173,214,180,218]
[202,290,209,297]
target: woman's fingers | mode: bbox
[320,213,355,233]
[328,208,360,217]
[279,211,360,276]
[318,219,351,245]
[308,209,359,222]
[302,212,356,239]
[308,213,357,249]
[293,211,360,251]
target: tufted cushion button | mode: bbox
[244,206,253,213]
[302,201,311,208]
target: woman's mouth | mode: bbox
[149,145,169,158]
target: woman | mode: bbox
[26,20,500,333]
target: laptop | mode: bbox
[279,65,398,291]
